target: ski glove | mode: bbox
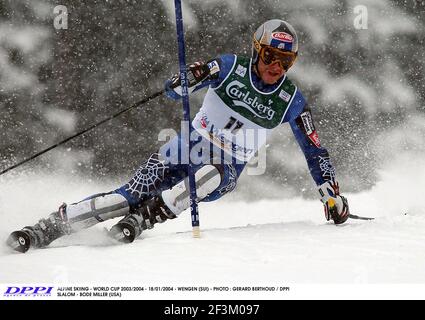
[169,61,212,89]
[318,181,350,224]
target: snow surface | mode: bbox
[0,152,424,299]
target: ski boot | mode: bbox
[109,195,176,243]
[6,204,71,253]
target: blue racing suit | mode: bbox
[116,54,336,209]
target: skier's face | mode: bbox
[257,58,285,85]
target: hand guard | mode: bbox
[318,181,350,225]
[169,61,211,89]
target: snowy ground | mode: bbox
[0,153,424,299]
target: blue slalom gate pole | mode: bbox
[174,0,200,237]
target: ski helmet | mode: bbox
[252,19,299,70]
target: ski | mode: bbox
[108,221,138,243]
[7,213,376,254]
[348,214,375,221]
[6,230,32,253]
[7,228,123,253]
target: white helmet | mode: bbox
[252,19,299,70]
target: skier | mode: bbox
[7,19,349,253]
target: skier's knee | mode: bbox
[123,152,169,203]
[201,163,238,202]
[66,192,129,231]
[161,164,222,215]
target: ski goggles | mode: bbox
[259,46,297,70]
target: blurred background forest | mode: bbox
[0,0,424,200]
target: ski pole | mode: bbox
[348,214,375,221]
[174,0,200,238]
[0,89,164,177]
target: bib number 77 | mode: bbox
[224,116,244,134]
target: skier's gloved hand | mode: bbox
[168,61,211,89]
[318,181,350,224]
[188,61,211,85]
[165,60,220,100]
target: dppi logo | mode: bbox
[4,286,54,297]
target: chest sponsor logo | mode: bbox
[235,64,247,77]
[279,89,291,102]
[225,80,276,120]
